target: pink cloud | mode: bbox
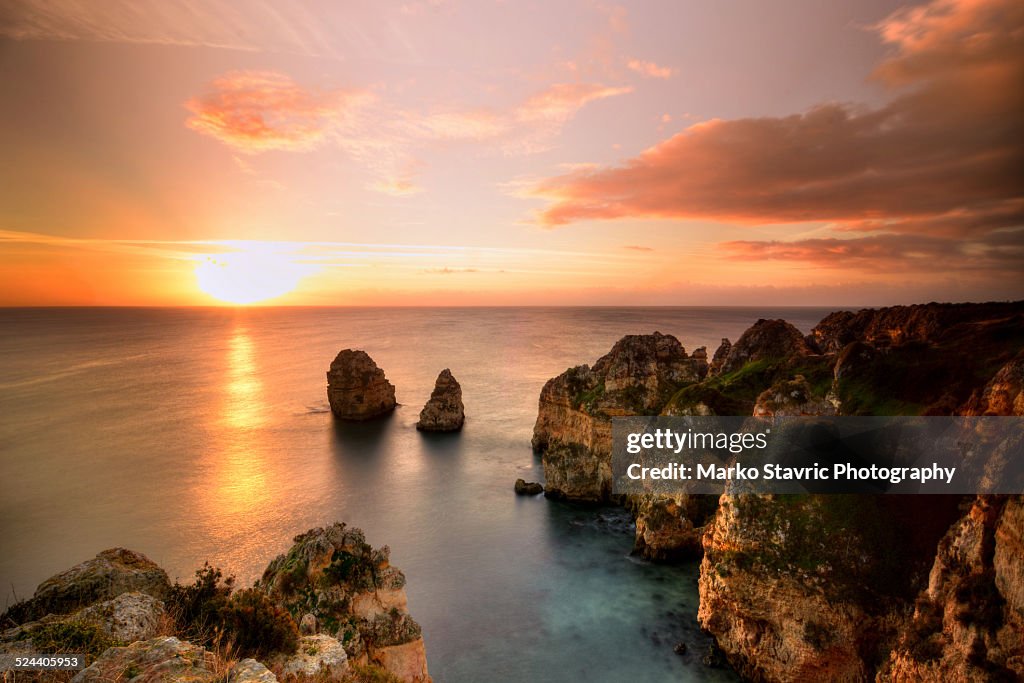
[529,0,1024,254]
[185,71,371,153]
[627,59,674,79]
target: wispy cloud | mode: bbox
[0,0,345,57]
[185,71,373,153]
[626,59,674,79]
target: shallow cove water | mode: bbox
[0,306,833,681]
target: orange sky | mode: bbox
[0,0,1021,306]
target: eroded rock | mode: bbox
[416,369,464,432]
[514,479,544,495]
[532,332,707,502]
[272,634,348,679]
[73,636,214,683]
[257,523,429,682]
[327,350,397,420]
[2,548,169,624]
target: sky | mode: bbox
[0,0,1021,306]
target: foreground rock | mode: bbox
[416,369,465,431]
[327,350,397,420]
[74,636,216,682]
[257,523,430,682]
[272,634,349,679]
[514,479,543,495]
[1,548,169,624]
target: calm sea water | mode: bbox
[0,307,835,682]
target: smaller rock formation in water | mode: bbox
[416,369,464,431]
[327,349,397,420]
[514,479,544,495]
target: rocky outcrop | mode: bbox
[416,369,464,431]
[1,548,169,624]
[327,350,397,420]
[514,479,543,495]
[699,494,963,682]
[753,375,835,417]
[716,319,815,376]
[532,332,707,502]
[878,496,1024,681]
[71,591,165,643]
[272,634,349,679]
[73,636,216,682]
[812,301,1024,354]
[964,357,1024,416]
[709,338,731,374]
[257,523,429,682]
[628,493,715,562]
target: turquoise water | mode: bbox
[0,307,833,681]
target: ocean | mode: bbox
[0,307,835,681]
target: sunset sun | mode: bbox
[194,249,310,305]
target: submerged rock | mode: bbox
[416,369,465,431]
[2,548,169,624]
[326,350,397,420]
[514,479,544,495]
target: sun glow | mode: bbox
[194,247,312,304]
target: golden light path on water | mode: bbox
[197,326,275,533]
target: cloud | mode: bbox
[184,71,372,153]
[627,59,674,79]
[421,267,479,274]
[721,231,1024,273]
[623,244,653,252]
[528,0,1024,271]
[0,0,344,57]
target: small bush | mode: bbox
[167,563,235,643]
[219,588,299,659]
[28,621,120,659]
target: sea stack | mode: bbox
[416,369,464,432]
[326,350,397,420]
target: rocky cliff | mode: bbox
[531,300,1024,681]
[1,524,429,683]
[257,523,430,683]
[532,332,707,502]
[689,301,1024,682]
[327,350,397,420]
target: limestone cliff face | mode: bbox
[879,496,1024,682]
[257,523,430,683]
[692,301,1024,682]
[532,332,707,502]
[628,493,716,562]
[416,368,465,431]
[327,350,397,420]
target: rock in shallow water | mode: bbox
[416,368,465,431]
[326,349,397,420]
[514,479,544,495]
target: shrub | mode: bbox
[27,621,120,659]
[219,588,299,659]
[167,563,235,643]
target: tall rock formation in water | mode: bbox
[327,349,397,420]
[416,369,465,431]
